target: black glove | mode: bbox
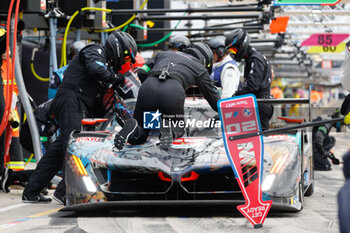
[331,109,340,119]
[328,152,340,165]
[331,157,340,165]
[110,70,125,86]
[116,73,125,85]
[34,99,53,123]
[137,68,148,83]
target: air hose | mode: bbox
[60,0,149,67]
[122,15,184,48]
[30,47,50,82]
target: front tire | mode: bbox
[304,182,314,197]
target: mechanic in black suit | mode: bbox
[114,42,220,151]
[312,113,340,171]
[224,29,273,130]
[22,31,137,203]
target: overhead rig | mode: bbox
[0,0,277,50]
[0,0,347,86]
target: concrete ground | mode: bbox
[1,97,349,233]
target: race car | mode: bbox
[62,91,314,213]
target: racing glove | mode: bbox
[331,109,340,119]
[110,70,125,86]
[328,151,340,165]
[137,65,150,83]
[344,112,350,125]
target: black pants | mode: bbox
[313,136,336,171]
[13,169,33,183]
[258,103,273,130]
[129,76,186,145]
[24,90,91,195]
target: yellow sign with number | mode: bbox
[307,42,346,53]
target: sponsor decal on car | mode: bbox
[76,137,101,143]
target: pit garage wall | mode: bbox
[108,0,170,50]
[11,0,171,106]
[21,40,51,105]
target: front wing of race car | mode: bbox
[62,128,312,212]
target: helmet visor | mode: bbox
[228,46,238,55]
[128,46,136,64]
[124,55,132,63]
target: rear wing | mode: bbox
[257,98,311,121]
[258,85,313,122]
[186,85,313,121]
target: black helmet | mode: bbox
[68,41,86,60]
[209,36,226,60]
[0,26,6,56]
[105,31,138,72]
[225,29,251,62]
[169,35,190,51]
[183,42,213,73]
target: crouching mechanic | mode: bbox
[225,29,273,130]
[312,112,341,171]
[209,36,240,98]
[1,99,56,193]
[114,42,220,150]
[22,31,138,203]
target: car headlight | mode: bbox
[262,174,276,192]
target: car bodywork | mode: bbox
[62,97,314,212]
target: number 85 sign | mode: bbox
[302,33,349,47]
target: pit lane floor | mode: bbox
[0,131,348,233]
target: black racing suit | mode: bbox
[23,44,121,196]
[233,47,273,130]
[312,118,335,170]
[130,51,220,144]
[20,99,57,154]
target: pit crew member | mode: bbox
[225,29,273,130]
[114,42,220,151]
[22,31,137,203]
[168,35,190,51]
[209,36,240,98]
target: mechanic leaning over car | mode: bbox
[209,36,240,99]
[312,112,341,171]
[225,29,273,130]
[22,31,137,203]
[114,42,220,151]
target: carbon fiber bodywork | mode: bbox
[63,123,313,212]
